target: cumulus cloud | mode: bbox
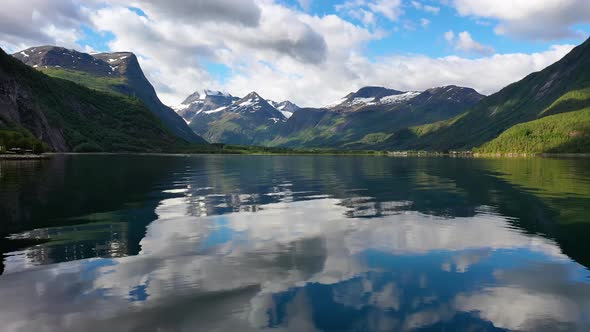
[0,0,84,50]
[85,1,336,103]
[336,0,404,23]
[444,30,455,42]
[455,31,494,55]
[451,0,590,40]
[0,0,584,107]
[447,30,495,55]
[136,0,261,27]
[297,0,313,11]
[368,0,404,21]
[412,1,440,14]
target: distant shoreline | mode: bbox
[28,151,590,158]
[0,154,51,160]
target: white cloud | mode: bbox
[297,0,313,11]
[454,31,495,55]
[423,5,440,14]
[0,0,583,108]
[85,1,576,107]
[451,0,590,40]
[368,0,404,21]
[444,30,455,42]
[0,0,85,51]
[444,30,495,56]
[412,1,440,14]
[420,18,431,28]
[336,0,404,23]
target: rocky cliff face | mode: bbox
[0,50,67,150]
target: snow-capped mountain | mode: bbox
[270,85,485,148]
[172,90,238,123]
[326,86,421,111]
[268,100,300,119]
[186,91,288,145]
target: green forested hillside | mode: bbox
[0,48,191,152]
[476,108,590,153]
[379,37,590,152]
[13,46,205,143]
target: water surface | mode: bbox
[1,155,590,331]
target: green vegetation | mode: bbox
[379,38,590,153]
[0,48,187,152]
[541,87,590,115]
[180,143,387,155]
[265,93,481,149]
[476,108,590,154]
[39,68,127,94]
[0,129,46,153]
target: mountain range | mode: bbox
[2,36,589,154]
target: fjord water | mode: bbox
[1,155,590,331]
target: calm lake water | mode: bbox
[1,155,590,331]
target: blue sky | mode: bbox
[1,0,589,106]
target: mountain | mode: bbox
[172,89,238,122]
[268,100,300,118]
[327,86,409,112]
[383,37,590,152]
[188,92,287,144]
[0,47,188,152]
[13,46,205,143]
[264,85,484,148]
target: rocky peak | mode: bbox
[92,52,138,76]
[416,85,485,104]
[328,86,417,111]
[345,86,404,100]
[13,46,114,76]
[268,100,300,118]
[173,89,238,122]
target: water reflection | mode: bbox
[0,155,589,331]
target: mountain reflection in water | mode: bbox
[0,155,589,332]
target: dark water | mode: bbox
[1,155,590,332]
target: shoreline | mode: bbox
[35,151,590,158]
[2,150,589,160]
[0,154,52,160]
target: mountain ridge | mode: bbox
[377,36,590,152]
[13,45,205,143]
[0,47,189,152]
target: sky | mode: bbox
[0,0,589,107]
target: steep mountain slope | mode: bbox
[385,37,590,151]
[13,46,205,143]
[188,92,287,144]
[172,90,238,122]
[0,47,186,152]
[265,85,484,148]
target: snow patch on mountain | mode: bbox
[280,111,293,118]
[380,91,421,104]
[204,106,227,114]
